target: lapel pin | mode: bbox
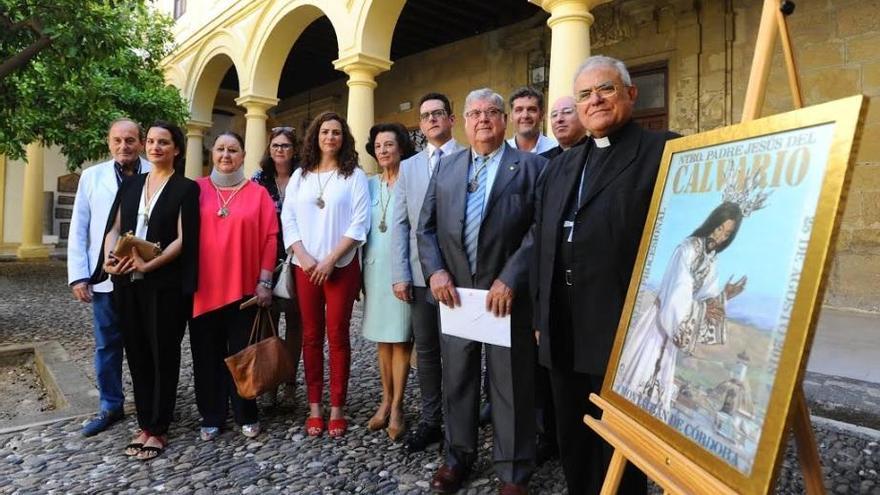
[509,166,515,170]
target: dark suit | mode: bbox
[418,143,545,484]
[92,172,200,436]
[532,120,678,494]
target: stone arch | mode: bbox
[246,2,346,98]
[187,29,246,123]
[350,0,407,59]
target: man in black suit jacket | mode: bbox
[418,88,546,495]
[531,56,679,495]
[539,95,588,161]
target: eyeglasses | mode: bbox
[270,143,293,150]
[550,107,576,119]
[419,109,448,121]
[464,108,504,120]
[272,126,294,132]
[575,81,628,103]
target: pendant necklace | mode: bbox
[213,178,247,218]
[315,170,336,209]
[378,179,393,233]
[142,171,173,224]
[467,157,490,193]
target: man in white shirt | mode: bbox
[391,92,463,453]
[68,118,150,436]
[506,87,557,155]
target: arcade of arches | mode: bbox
[2,0,879,315]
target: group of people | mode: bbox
[67,55,678,494]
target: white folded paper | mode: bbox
[439,287,511,347]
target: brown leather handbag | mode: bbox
[113,231,162,261]
[224,307,295,400]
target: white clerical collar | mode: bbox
[593,136,611,148]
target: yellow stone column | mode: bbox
[333,53,392,174]
[185,119,212,179]
[17,142,50,259]
[234,94,279,177]
[532,0,611,125]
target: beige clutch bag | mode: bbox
[113,231,162,261]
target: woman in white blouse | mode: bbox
[281,111,369,438]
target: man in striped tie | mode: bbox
[417,88,547,495]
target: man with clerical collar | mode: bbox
[506,86,557,155]
[530,55,679,494]
[540,95,588,160]
[391,92,464,453]
[68,118,151,436]
[418,88,546,495]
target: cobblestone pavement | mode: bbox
[1,261,879,494]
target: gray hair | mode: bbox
[464,88,505,116]
[573,55,632,87]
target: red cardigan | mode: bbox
[193,178,278,317]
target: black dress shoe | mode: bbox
[404,423,443,453]
[431,464,469,493]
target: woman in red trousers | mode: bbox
[280,111,369,437]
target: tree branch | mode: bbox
[0,35,53,80]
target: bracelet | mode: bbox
[258,279,273,289]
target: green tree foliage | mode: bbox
[0,0,189,169]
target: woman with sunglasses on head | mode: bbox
[362,123,417,441]
[96,121,200,461]
[252,126,302,404]
[281,111,369,438]
[190,131,279,441]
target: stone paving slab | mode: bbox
[1,261,879,494]
[0,341,95,434]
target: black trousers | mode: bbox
[549,368,647,494]
[115,282,187,436]
[441,324,536,484]
[411,286,443,427]
[189,300,259,428]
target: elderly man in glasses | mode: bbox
[530,55,680,494]
[418,88,546,495]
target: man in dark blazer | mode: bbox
[531,55,679,495]
[418,88,546,495]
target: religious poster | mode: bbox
[602,95,866,492]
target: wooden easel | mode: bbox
[586,1,826,493]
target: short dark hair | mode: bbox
[366,123,416,161]
[418,92,452,115]
[212,131,245,149]
[691,202,744,253]
[108,117,144,142]
[508,86,545,111]
[300,111,359,178]
[259,127,298,179]
[147,121,186,175]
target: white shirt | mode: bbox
[425,139,460,174]
[506,133,558,154]
[131,175,169,280]
[281,167,370,268]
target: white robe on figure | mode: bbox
[614,236,728,422]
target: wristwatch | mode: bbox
[258,279,273,289]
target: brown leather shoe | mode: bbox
[498,482,529,495]
[431,464,469,493]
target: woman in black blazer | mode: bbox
[96,121,199,460]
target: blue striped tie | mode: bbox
[464,155,487,274]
